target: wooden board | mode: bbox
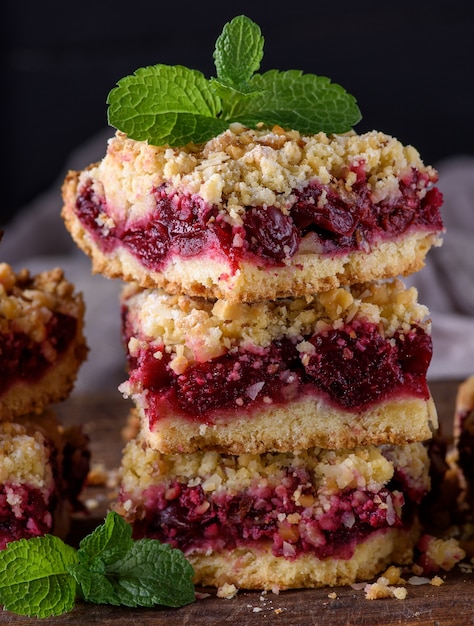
[2,380,473,625]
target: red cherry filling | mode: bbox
[0,312,78,396]
[304,321,432,406]
[125,320,431,425]
[0,484,54,550]
[126,466,421,561]
[0,313,77,394]
[74,165,443,271]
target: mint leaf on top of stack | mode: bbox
[0,511,195,618]
[107,14,361,146]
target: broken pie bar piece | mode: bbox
[119,278,438,454]
[0,410,90,549]
[61,126,443,302]
[0,264,88,420]
[452,376,474,502]
[116,435,430,590]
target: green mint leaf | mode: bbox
[107,64,228,146]
[230,69,362,134]
[74,538,195,608]
[70,559,123,606]
[71,512,195,608]
[77,510,132,566]
[106,15,362,144]
[213,14,264,92]
[0,535,78,618]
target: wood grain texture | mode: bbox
[2,379,472,625]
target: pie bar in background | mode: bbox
[0,263,88,420]
[0,411,90,549]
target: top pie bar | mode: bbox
[62,124,443,302]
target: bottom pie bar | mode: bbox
[116,433,430,590]
[0,411,90,550]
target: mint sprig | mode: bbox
[0,512,195,618]
[0,535,78,618]
[107,15,361,146]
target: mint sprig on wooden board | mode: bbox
[107,15,361,146]
[0,512,195,618]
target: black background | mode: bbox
[2,0,473,226]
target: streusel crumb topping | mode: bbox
[0,263,82,342]
[87,125,436,221]
[119,439,429,503]
[123,279,429,368]
[0,421,52,488]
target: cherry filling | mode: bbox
[127,466,421,561]
[74,165,443,270]
[0,312,77,396]
[0,484,54,550]
[124,319,432,424]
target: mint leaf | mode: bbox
[70,512,195,608]
[107,64,228,146]
[71,511,133,601]
[77,510,132,565]
[0,535,78,618]
[213,14,264,92]
[74,539,195,608]
[231,69,362,134]
[0,512,195,617]
[106,15,362,146]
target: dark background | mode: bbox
[2,0,473,227]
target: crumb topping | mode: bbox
[0,264,83,343]
[119,439,429,501]
[0,421,52,488]
[122,279,429,370]
[86,125,436,221]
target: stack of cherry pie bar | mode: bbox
[62,124,445,591]
[0,259,89,549]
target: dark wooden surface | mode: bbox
[2,379,473,625]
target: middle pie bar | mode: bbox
[119,278,437,455]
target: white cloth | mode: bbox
[1,133,473,392]
[405,155,474,379]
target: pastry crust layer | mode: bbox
[134,395,438,454]
[186,527,419,590]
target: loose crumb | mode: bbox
[85,498,99,511]
[380,565,406,585]
[364,581,407,600]
[216,583,238,599]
